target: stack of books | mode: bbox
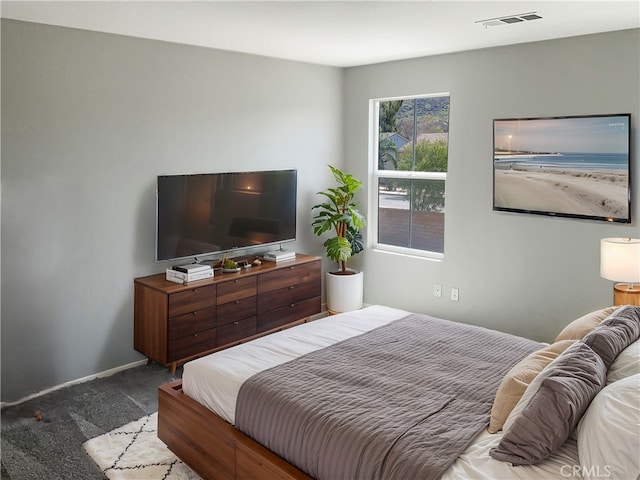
[263,250,296,262]
[166,264,213,284]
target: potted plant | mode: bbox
[312,165,366,312]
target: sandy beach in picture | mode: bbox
[494,166,628,218]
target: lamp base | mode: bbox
[613,283,640,306]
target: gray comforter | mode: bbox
[235,313,542,479]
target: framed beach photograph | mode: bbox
[493,113,631,223]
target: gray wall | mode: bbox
[344,29,639,342]
[2,19,639,403]
[1,19,342,402]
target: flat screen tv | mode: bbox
[156,169,297,261]
[493,113,631,223]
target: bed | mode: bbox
[158,304,640,480]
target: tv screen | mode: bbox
[493,114,631,223]
[156,169,297,261]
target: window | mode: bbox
[371,94,450,257]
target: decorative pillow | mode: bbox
[487,339,575,433]
[489,341,606,465]
[576,373,640,480]
[607,338,640,384]
[554,306,618,342]
[582,305,640,368]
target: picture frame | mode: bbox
[493,114,631,223]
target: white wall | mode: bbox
[1,19,342,402]
[344,29,640,342]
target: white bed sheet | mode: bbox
[444,429,579,480]
[182,305,580,480]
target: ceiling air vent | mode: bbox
[476,12,542,28]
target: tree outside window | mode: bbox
[373,94,450,256]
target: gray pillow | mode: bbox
[583,305,640,368]
[489,341,606,465]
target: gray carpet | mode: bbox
[1,363,181,480]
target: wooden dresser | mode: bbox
[134,254,321,372]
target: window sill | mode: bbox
[369,246,444,262]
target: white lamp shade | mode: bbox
[600,238,640,283]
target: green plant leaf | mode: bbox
[324,236,352,263]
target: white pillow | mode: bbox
[607,338,640,384]
[576,373,640,480]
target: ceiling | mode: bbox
[2,1,639,67]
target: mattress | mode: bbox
[182,305,580,480]
[182,305,409,423]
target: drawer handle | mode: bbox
[192,311,198,315]
[234,280,239,283]
[289,266,294,270]
[193,333,199,337]
[192,288,198,293]
[235,300,240,304]
[233,321,239,325]
[289,285,295,290]
[290,303,296,308]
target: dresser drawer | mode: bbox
[217,276,257,304]
[216,317,257,346]
[168,284,216,317]
[217,298,257,326]
[257,261,320,294]
[257,296,320,333]
[257,280,321,313]
[167,327,216,362]
[168,306,216,340]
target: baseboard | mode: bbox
[310,305,330,321]
[3,304,369,408]
[310,303,370,321]
[0,359,147,409]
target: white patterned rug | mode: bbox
[83,412,201,480]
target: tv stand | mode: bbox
[134,254,321,373]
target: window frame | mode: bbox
[368,93,450,260]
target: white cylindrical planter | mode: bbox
[326,270,364,313]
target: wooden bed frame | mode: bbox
[158,379,311,480]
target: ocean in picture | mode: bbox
[494,152,627,171]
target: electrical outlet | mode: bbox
[434,284,442,298]
[451,287,459,302]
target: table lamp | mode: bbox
[600,238,640,306]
